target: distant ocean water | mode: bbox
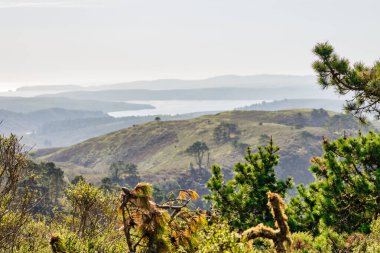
[108,100,267,117]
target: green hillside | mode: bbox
[33,109,364,184]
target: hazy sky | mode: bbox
[0,0,379,91]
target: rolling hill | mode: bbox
[33,109,365,185]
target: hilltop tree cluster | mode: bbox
[186,141,209,169]
[213,122,240,144]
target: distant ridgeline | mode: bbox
[39,87,337,101]
[16,85,83,92]
[239,99,345,113]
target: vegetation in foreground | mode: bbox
[2,128,380,252]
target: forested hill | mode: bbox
[33,109,365,185]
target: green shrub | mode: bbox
[353,216,380,252]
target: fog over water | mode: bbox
[109,100,267,117]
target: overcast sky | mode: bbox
[0,0,379,91]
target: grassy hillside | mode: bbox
[31,111,216,147]
[33,109,364,184]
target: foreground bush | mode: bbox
[353,216,380,252]
[289,132,380,234]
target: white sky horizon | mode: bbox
[0,0,379,92]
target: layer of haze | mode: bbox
[0,0,379,91]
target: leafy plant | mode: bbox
[0,134,35,251]
[65,180,118,239]
[120,183,205,252]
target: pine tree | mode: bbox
[205,138,293,229]
[46,162,65,206]
[288,132,380,234]
[313,42,380,122]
